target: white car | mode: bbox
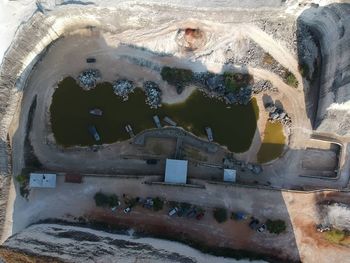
[124,207,131,214]
[168,207,179,217]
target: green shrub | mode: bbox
[263,53,274,65]
[285,71,298,88]
[108,194,119,207]
[161,67,193,85]
[223,72,252,93]
[16,174,29,185]
[94,192,119,208]
[153,197,164,211]
[324,229,346,244]
[213,208,228,223]
[299,63,309,79]
[266,219,286,234]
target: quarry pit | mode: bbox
[1,1,350,263]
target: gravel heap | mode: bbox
[112,79,135,101]
[265,103,292,127]
[193,72,252,105]
[77,69,101,90]
[252,80,277,94]
[144,81,162,109]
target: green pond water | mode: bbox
[50,77,259,152]
[257,122,286,163]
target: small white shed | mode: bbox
[29,173,57,188]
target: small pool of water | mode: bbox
[50,77,259,152]
[257,121,286,163]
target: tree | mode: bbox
[94,192,110,207]
[108,194,119,207]
[213,208,228,223]
[266,219,286,234]
[153,197,164,211]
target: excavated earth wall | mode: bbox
[298,4,350,136]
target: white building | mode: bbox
[164,159,188,184]
[223,169,236,183]
[29,173,57,188]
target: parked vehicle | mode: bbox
[86,57,96,63]
[143,197,154,209]
[146,159,158,165]
[231,211,248,221]
[168,207,179,217]
[257,224,266,233]
[196,212,205,220]
[124,207,131,214]
[317,224,331,232]
[186,209,197,218]
[249,218,260,230]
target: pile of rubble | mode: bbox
[224,157,263,174]
[144,81,162,109]
[193,72,253,105]
[251,80,277,94]
[112,79,135,101]
[77,69,101,90]
[265,103,292,126]
[225,87,252,105]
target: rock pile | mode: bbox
[224,157,263,174]
[144,81,162,109]
[77,69,101,90]
[193,72,253,105]
[252,80,277,94]
[225,87,252,105]
[112,79,135,101]
[265,103,292,126]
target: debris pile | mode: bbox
[223,157,263,175]
[144,81,162,108]
[265,103,292,126]
[112,79,135,101]
[193,72,253,105]
[225,87,252,105]
[252,80,277,94]
[77,69,101,90]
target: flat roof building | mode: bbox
[164,159,188,184]
[29,173,57,188]
[223,169,236,183]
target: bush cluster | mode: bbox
[94,192,119,208]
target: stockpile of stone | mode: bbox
[225,87,252,105]
[193,72,253,105]
[265,103,292,126]
[252,80,277,94]
[223,157,263,174]
[112,79,135,101]
[77,69,101,90]
[144,81,161,108]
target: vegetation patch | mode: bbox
[16,172,30,199]
[263,53,274,65]
[266,219,286,234]
[152,197,164,211]
[298,63,309,79]
[213,208,228,223]
[161,66,194,86]
[94,192,119,208]
[223,72,252,93]
[285,71,298,88]
[324,229,350,245]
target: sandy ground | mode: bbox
[9,175,350,263]
[1,2,350,261]
[11,31,349,191]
